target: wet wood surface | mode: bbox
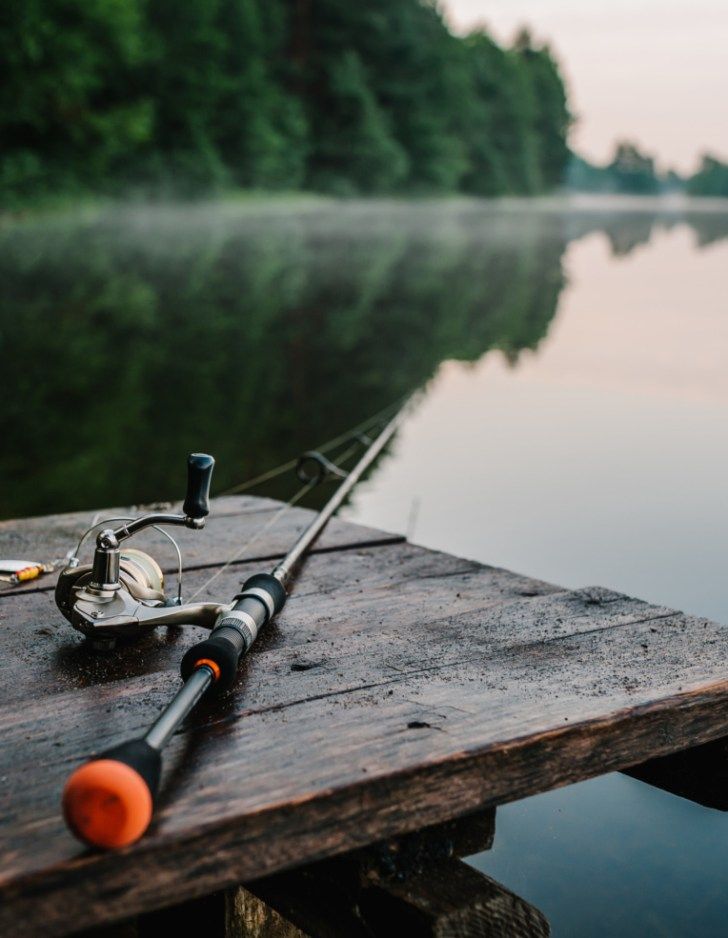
[0,498,726,936]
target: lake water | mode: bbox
[2,196,727,935]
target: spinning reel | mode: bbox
[55,454,228,649]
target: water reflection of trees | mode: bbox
[1,202,726,518]
[563,203,728,254]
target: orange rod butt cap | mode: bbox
[62,759,153,849]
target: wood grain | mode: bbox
[358,860,550,938]
[0,501,726,936]
[230,889,306,938]
[0,542,554,705]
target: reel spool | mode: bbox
[118,549,165,600]
[55,548,165,624]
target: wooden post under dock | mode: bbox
[0,495,726,937]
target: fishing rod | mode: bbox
[59,404,408,850]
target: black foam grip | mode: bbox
[100,738,162,799]
[238,573,287,614]
[183,453,215,519]
[180,633,242,693]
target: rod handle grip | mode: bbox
[183,453,215,519]
[62,739,161,849]
[181,632,242,694]
[180,574,288,695]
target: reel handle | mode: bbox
[183,453,215,520]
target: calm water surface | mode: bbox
[2,196,727,935]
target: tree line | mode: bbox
[568,144,664,195]
[0,1,571,205]
[568,142,728,197]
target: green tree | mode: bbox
[0,0,573,202]
[139,0,230,192]
[687,154,728,197]
[566,145,663,195]
[462,32,542,194]
[291,0,470,192]
[212,0,308,189]
[514,29,571,189]
[0,0,151,201]
[607,141,659,194]
[305,49,408,194]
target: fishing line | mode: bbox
[186,480,314,602]
[187,434,367,601]
[217,394,408,497]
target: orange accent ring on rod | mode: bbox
[195,658,221,682]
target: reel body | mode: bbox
[56,548,168,641]
[56,454,227,648]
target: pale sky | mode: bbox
[442,0,728,174]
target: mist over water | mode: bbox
[2,196,728,935]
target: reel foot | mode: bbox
[88,636,118,652]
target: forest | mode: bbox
[0,0,571,205]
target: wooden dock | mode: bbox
[1,496,726,937]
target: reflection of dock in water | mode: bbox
[2,495,726,936]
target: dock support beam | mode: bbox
[234,809,549,937]
[236,857,549,938]
[623,734,728,811]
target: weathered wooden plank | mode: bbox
[1,501,727,936]
[339,809,497,883]
[0,542,556,705]
[0,495,402,596]
[229,890,307,938]
[0,560,726,933]
[359,860,550,938]
[623,735,728,810]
